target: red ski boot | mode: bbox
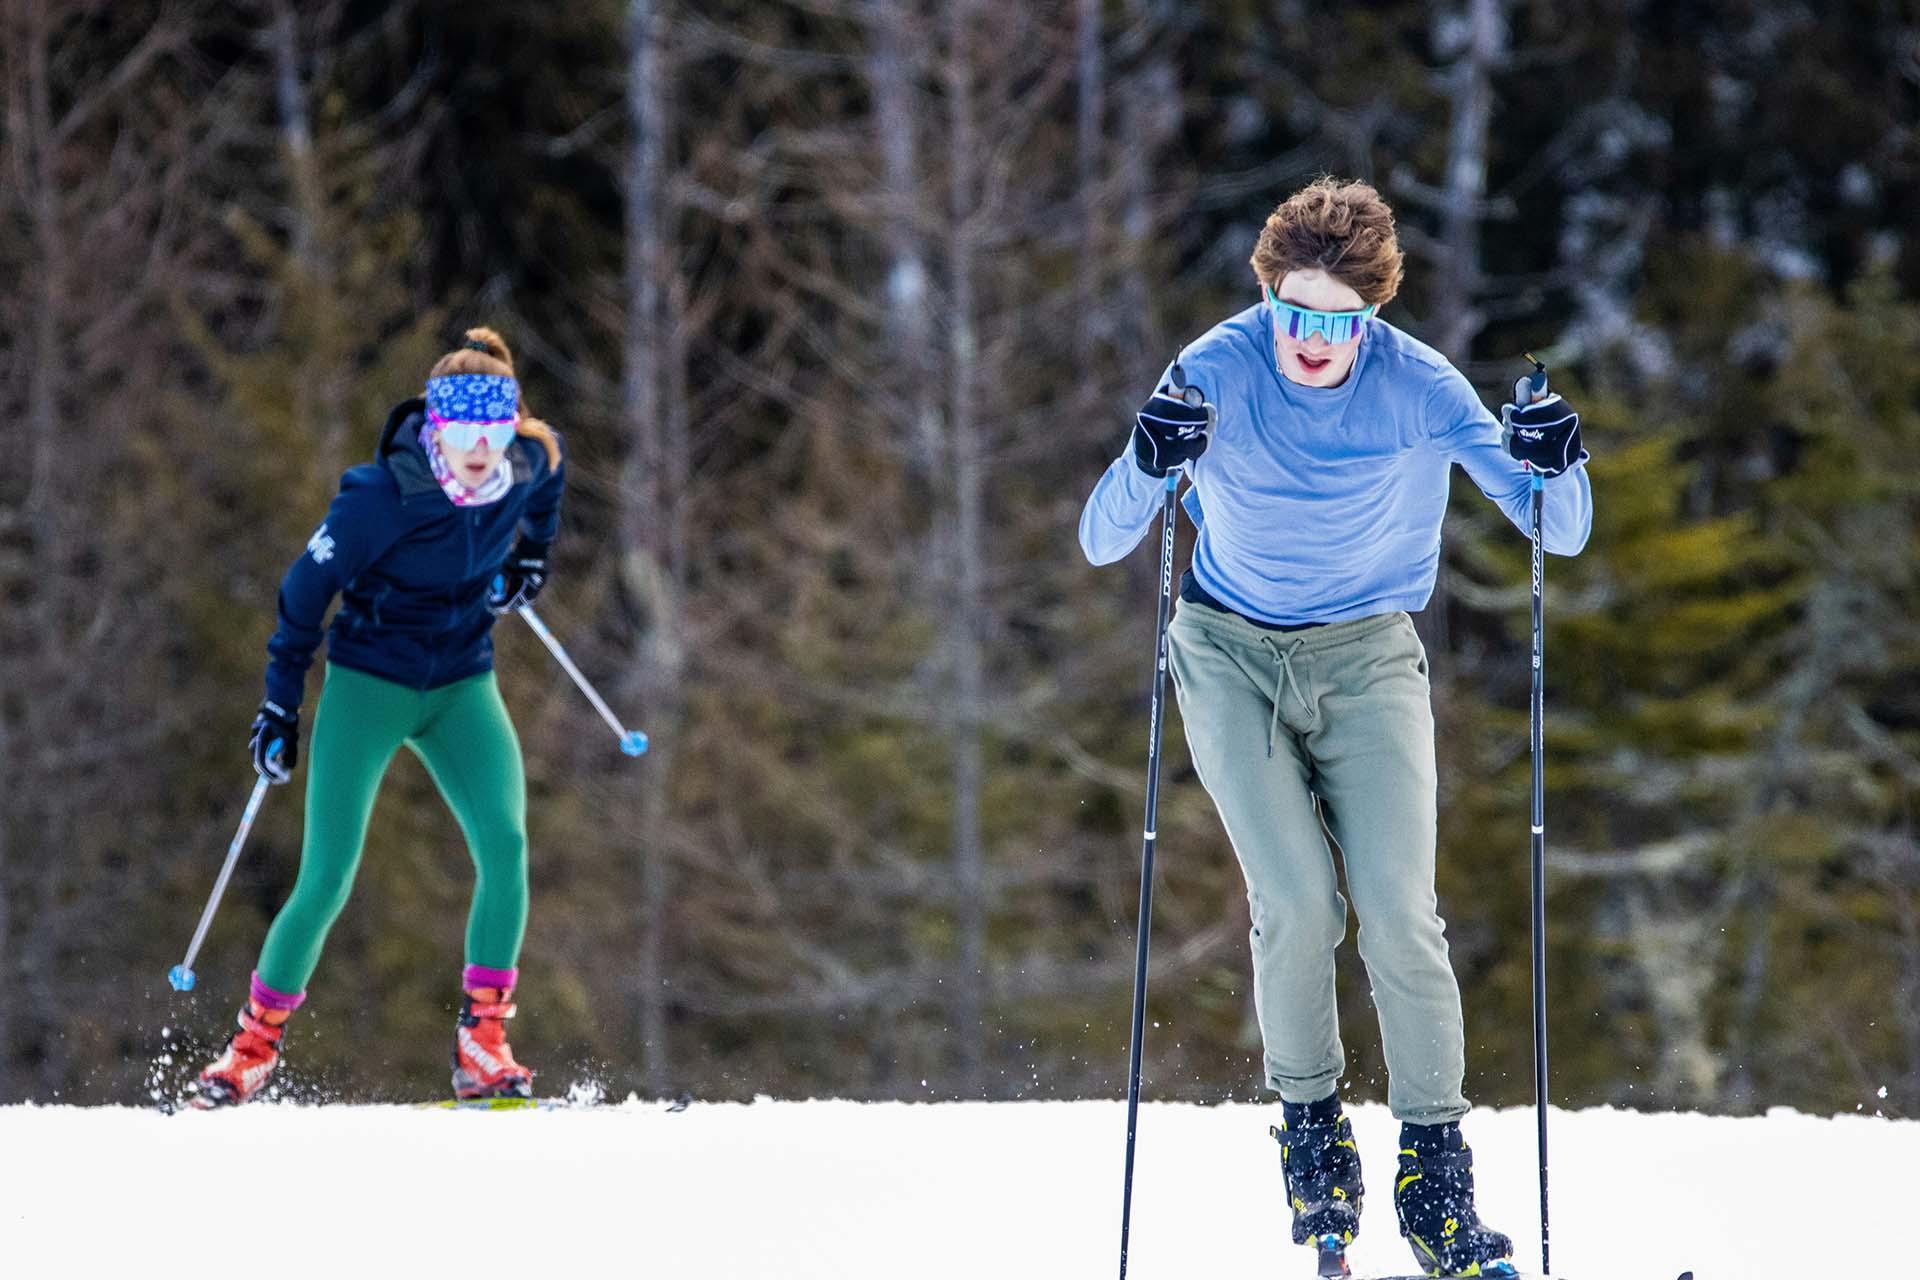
[193,977,302,1108]
[452,985,534,1100]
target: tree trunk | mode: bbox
[18,0,70,1097]
[24,0,61,539]
[1623,884,1725,1107]
[869,4,940,486]
[944,0,987,1096]
[1074,0,1102,384]
[1414,0,1505,656]
[1723,878,1773,1112]
[268,0,319,273]
[1430,0,1503,365]
[266,0,345,472]
[0,702,12,1102]
[1111,0,1169,376]
[622,0,682,1098]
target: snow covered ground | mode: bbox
[1,1097,1907,1279]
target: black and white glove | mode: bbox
[1501,394,1585,478]
[487,541,550,615]
[1132,383,1215,478]
[249,699,299,784]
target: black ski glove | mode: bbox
[487,541,550,615]
[1501,394,1585,478]
[249,699,299,784]
[1132,383,1214,478]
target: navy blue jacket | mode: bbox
[265,399,565,712]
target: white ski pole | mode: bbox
[168,774,273,992]
[515,603,649,757]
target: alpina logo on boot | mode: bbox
[307,523,336,564]
[459,1026,504,1075]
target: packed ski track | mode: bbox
[0,1098,1907,1279]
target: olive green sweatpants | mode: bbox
[255,664,529,994]
[1167,601,1468,1125]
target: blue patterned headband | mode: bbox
[425,373,519,424]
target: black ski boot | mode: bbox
[1393,1121,1515,1277]
[1270,1093,1364,1263]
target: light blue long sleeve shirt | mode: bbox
[1078,305,1593,625]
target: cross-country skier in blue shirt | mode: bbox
[1080,177,1591,1278]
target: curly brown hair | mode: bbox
[1249,177,1404,307]
[427,326,561,469]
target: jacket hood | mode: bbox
[376,398,441,498]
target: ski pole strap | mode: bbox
[463,1000,516,1021]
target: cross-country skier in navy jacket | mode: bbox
[194,326,566,1107]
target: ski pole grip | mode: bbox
[1511,355,1551,490]
[1168,351,1204,408]
[1514,353,1550,406]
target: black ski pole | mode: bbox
[1513,354,1553,1275]
[1116,356,1205,1280]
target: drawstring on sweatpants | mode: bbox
[1260,636,1315,757]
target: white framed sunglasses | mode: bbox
[1264,283,1376,344]
[428,413,517,452]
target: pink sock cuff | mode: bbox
[249,972,306,1012]
[463,964,519,991]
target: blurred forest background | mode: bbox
[3,0,1918,1117]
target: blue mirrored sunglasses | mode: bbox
[429,412,517,452]
[1264,284,1376,344]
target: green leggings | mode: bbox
[256,664,529,994]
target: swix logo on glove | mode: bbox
[306,523,336,564]
[1131,382,1216,478]
[1501,396,1584,478]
